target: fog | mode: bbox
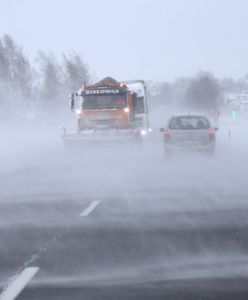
[1,1,248,298]
[1,109,248,197]
[1,107,248,293]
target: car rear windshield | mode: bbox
[169,116,210,130]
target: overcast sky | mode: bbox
[1,0,248,81]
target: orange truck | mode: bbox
[61,77,150,145]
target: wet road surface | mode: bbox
[1,124,248,299]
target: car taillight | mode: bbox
[208,128,216,139]
[164,129,171,138]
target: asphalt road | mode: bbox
[1,122,248,300]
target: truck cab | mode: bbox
[67,77,150,143]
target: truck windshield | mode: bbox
[82,95,127,110]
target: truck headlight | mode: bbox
[75,109,81,115]
[124,107,130,113]
[140,129,147,136]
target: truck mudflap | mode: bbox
[61,127,144,147]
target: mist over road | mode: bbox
[1,117,248,300]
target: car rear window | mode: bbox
[169,116,210,130]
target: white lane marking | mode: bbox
[79,200,101,217]
[0,267,39,300]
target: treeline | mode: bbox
[148,72,248,112]
[0,34,90,120]
[1,34,248,120]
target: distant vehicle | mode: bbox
[61,77,151,146]
[226,92,248,119]
[160,114,218,155]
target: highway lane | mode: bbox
[1,127,248,299]
[2,191,248,300]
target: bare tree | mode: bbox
[36,51,63,110]
[185,72,221,111]
[0,34,32,116]
[62,51,90,92]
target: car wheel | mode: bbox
[163,145,172,157]
[206,147,215,157]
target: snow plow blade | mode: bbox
[61,128,143,147]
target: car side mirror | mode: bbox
[70,93,75,111]
[160,128,165,132]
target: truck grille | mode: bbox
[86,119,117,127]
